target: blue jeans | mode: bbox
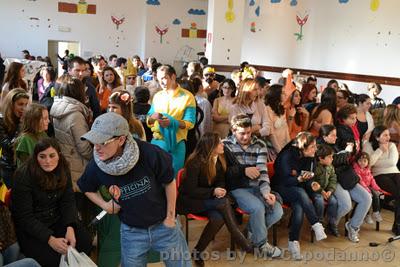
[312,193,338,225]
[332,184,352,225]
[120,219,191,267]
[230,187,283,247]
[0,243,20,266]
[276,186,319,241]
[3,258,41,267]
[348,184,372,229]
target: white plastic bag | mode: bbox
[59,247,97,267]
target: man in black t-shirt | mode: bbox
[77,112,190,266]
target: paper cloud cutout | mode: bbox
[146,0,160,5]
[172,18,181,25]
[338,0,349,3]
[271,0,281,3]
[188,8,206,15]
[290,0,298,6]
[255,6,260,16]
[249,0,255,6]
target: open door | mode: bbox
[48,40,80,77]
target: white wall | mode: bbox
[0,0,207,65]
[241,0,400,77]
[143,0,208,65]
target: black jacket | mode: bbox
[177,159,225,214]
[11,166,77,243]
[0,117,20,171]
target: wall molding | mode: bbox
[211,64,400,86]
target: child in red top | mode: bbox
[353,152,384,224]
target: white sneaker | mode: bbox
[345,221,360,243]
[311,222,327,241]
[372,211,383,222]
[259,242,282,258]
[364,214,373,224]
[288,240,302,261]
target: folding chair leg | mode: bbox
[272,225,278,246]
[376,221,380,231]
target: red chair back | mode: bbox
[267,161,275,178]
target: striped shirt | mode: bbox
[223,135,271,196]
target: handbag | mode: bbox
[59,246,97,267]
[0,204,17,251]
[336,165,360,190]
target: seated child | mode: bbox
[309,144,339,236]
[353,152,384,224]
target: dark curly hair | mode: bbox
[265,84,284,116]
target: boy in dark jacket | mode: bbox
[308,144,339,236]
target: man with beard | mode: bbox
[202,67,220,106]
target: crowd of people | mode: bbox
[0,50,399,267]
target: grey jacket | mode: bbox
[50,96,92,191]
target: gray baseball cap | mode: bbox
[81,112,129,144]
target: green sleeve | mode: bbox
[326,165,337,193]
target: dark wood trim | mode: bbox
[211,64,400,86]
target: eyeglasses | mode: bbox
[97,137,119,146]
[204,73,214,77]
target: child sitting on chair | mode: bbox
[353,152,384,224]
[308,144,339,237]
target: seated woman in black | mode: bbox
[11,138,92,267]
[177,132,252,266]
[272,131,326,260]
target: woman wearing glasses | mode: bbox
[212,79,236,138]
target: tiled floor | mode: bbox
[149,208,400,266]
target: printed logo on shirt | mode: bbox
[119,176,151,201]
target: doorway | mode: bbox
[48,40,80,77]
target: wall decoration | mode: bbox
[249,0,255,6]
[188,8,206,15]
[58,1,96,14]
[225,0,235,23]
[172,19,181,25]
[290,0,298,6]
[175,45,196,61]
[29,17,40,28]
[181,23,206,38]
[250,22,256,33]
[370,0,380,11]
[146,0,160,5]
[111,16,125,30]
[271,0,281,3]
[255,6,260,16]
[155,25,168,43]
[207,32,213,43]
[338,0,349,3]
[294,14,309,40]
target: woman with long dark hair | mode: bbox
[364,126,400,234]
[98,66,123,112]
[11,138,92,267]
[212,79,236,138]
[355,94,374,142]
[0,89,29,187]
[1,62,28,102]
[287,89,310,139]
[177,132,252,266]
[309,87,337,136]
[264,84,290,153]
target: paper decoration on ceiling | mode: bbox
[250,22,256,33]
[294,14,309,40]
[271,0,281,3]
[255,6,260,16]
[172,19,181,25]
[58,1,96,14]
[249,0,255,6]
[155,25,168,44]
[225,0,235,23]
[338,0,349,3]
[370,0,380,11]
[188,9,206,15]
[181,23,206,38]
[290,0,298,6]
[111,16,125,30]
[146,0,160,5]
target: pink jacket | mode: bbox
[353,162,382,193]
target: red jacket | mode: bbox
[353,162,382,193]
